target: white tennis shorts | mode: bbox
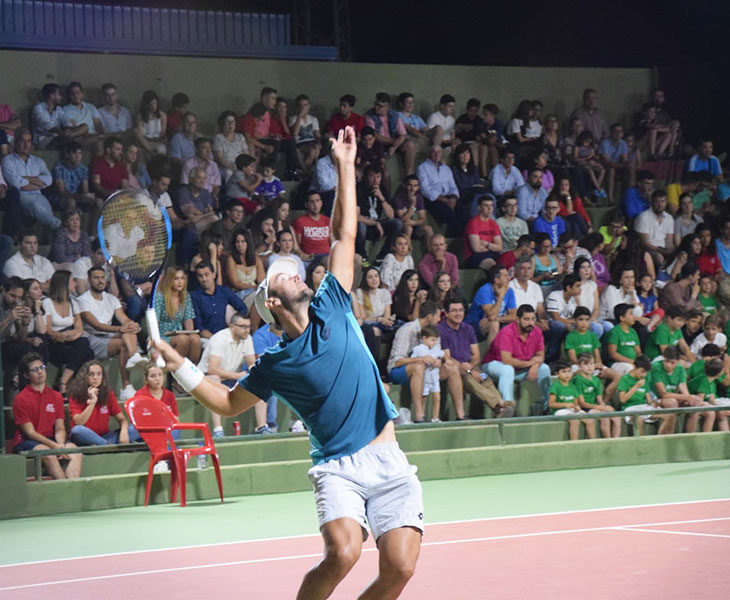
[624,403,659,423]
[308,441,424,542]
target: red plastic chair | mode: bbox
[125,396,224,507]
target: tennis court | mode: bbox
[1,460,729,599]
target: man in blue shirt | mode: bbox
[466,265,517,344]
[516,168,548,226]
[621,169,654,220]
[417,145,463,233]
[533,197,566,247]
[190,262,247,340]
[154,127,423,600]
[251,322,284,432]
[687,139,722,181]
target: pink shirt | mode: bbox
[0,104,16,122]
[418,252,459,288]
[365,114,406,141]
[484,321,544,363]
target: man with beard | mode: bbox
[153,127,423,600]
[516,167,549,228]
[482,304,551,414]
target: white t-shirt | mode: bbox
[354,288,392,319]
[546,290,578,320]
[578,279,598,312]
[41,297,80,331]
[3,252,55,282]
[599,285,643,321]
[71,258,112,285]
[509,278,543,311]
[76,290,121,335]
[426,112,455,141]
[198,327,255,374]
[690,332,728,357]
[634,210,674,249]
[289,114,320,144]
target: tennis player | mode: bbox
[153,126,423,600]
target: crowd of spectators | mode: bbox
[2,80,729,473]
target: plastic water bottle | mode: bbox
[196,442,206,470]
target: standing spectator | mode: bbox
[42,270,93,395]
[61,82,103,150]
[599,123,631,203]
[635,190,674,270]
[496,194,528,251]
[3,231,55,290]
[418,234,459,289]
[181,137,221,206]
[426,94,458,149]
[122,143,150,190]
[516,168,549,227]
[466,265,517,346]
[169,112,199,164]
[355,165,402,264]
[379,234,414,292]
[621,169,654,220]
[2,128,59,230]
[292,192,331,262]
[391,175,433,241]
[570,88,607,142]
[325,94,365,139]
[364,92,414,174]
[190,261,247,341]
[463,195,502,269]
[213,110,249,184]
[50,207,90,267]
[12,352,82,478]
[30,83,64,149]
[489,149,524,198]
[154,267,201,364]
[533,196,566,247]
[90,136,128,199]
[687,139,722,181]
[289,94,321,172]
[133,90,167,159]
[166,92,190,137]
[417,145,462,233]
[97,83,133,137]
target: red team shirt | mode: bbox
[463,215,501,259]
[292,214,331,256]
[12,386,65,447]
[135,385,179,417]
[327,113,365,137]
[68,391,122,436]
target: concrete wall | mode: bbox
[1,50,653,137]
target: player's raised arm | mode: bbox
[329,126,358,291]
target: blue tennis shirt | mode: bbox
[239,272,398,464]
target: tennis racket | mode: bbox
[97,188,172,367]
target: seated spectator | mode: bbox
[439,298,515,418]
[3,231,54,291]
[686,139,722,181]
[42,270,93,395]
[498,233,534,276]
[268,229,306,281]
[178,166,218,233]
[614,230,657,281]
[428,269,465,314]
[354,267,394,363]
[52,140,98,218]
[61,81,103,150]
[356,126,387,183]
[698,274,718,315]
[2,128,59,230]
[408,325,446,422]
[572,352,621,438]
[521,150,555,193]
[509,254,547,318]
[478,103,504,176]
[97,83,133,138]
[451,143,484,215]
[599,266,644,325]
[387,300,466,422]
[635,190,674,270]
[688,356,730,431]
[293,192,331,262]
[673,194,703,246]
[426,94,458,149]
[166,92,190,137]
[545,273,583,362]
[555,232,589,275]
[311,152,338,216]
[205,199,244,257]
[644,305,694,363]
[326,94,365,139]
[463,195,502,269]
[255,157,285,203]
[574,256,611,336]
[191,261,246,340]
[396,92,430,150]
[466,265,516,346]
[77,265,145,400]
[392,269,427,323]
[123,143,151,190]
[658,262,703,313]
[516,168,548,227]
[133,90,167,158]
[667,234,703,285]
[214,110,250,184]
[532,232,562,299]
[251,209,277,258]
[599,212,627,268]
[289,94,321,172]
[72,237,118,296]
[379,233,415,292]
[495,194,528,252]
[489,149,524,199]
[198,312,259,435]
[68,360,140,445]
[621,169,654,220]
[483,304,551,413]
[605,303,643,375]
[1,277,47,371]
[181,137,221,206]
[555,177,591,238]
[690,314,725,358]
[548,360,596,440]
[571,88,607,143]
[190,230,224,286]
[617,355,672,434]
[227,154,263,215]
[224,228,265,313]
[365,92,414,174]
[91,136,129,199]
[454,99,485,165]
[683,308,705,348]
[31,83,64,150]
[417,145,463,233]
[169,112,199,164]
[599,123,630,203]
[639,89,680,158]
[12,352,82,478]
[573,131,606,201]
[153,267,201,365]
[133,364,182,434]
[533,196,566,247]
[50,207,90,268]
[355,165,402,264]
[390,175,433,241]
[418,233,459,289]
[696,224,721,280]
[505,99,542,154]
[580,233,610,290]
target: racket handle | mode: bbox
[145,308,166,368]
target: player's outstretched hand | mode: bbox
[151,338,184,372]
[331,126,357,167]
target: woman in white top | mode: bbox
[379,233,415,292]
[134,90,167,158]
[213,110,249,184]
[224,228,265,328]
[268,229,306,281]
[353,267,393,372]
[574,256,613,337]
[599,265,644,324]
[42,270,93,395]
[673,193,703,248]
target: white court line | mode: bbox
[1,497,728,569]
[617,527,730,540]
[1,516,728,592]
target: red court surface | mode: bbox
[1,499,728,599]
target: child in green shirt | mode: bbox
[644,305,693,363]
[549,359,596,440]
[688,358,729,431]
[697,274,718,315]
[605,303,642,376]
[618,355,677,435]
[572,352,621,438]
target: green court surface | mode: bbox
[2,460,729,566]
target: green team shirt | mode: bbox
[688,374,715,398]
[572,373,603,405]
[687,360,726,386]
[565,330,600,357]
[605,324,640,361]
[649,361,686,396]
[618,373,648,408]
[698,293,717,314]
[644,322,682,360]
[549,380,579,414]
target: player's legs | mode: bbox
[358,526,421,600]
[296,518,364,600]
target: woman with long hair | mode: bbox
[271,198,305,258]
[521,149,554,193]
[21,278,47,359]
[554,177,592,238]
[249,208,277,260]
[695,223,721,279]
[133,364,181,440]
[574,256,612,337]
[225,227,265,312]
[532,232,562,299]
[673,193,703,247]
[123,142,151,190]
[613,230,656,282]
[190,230,224,286]
[665,233,702,282]
[579,232,610,291]
[379,233,415,292]
[353,267,393,372]
[392,269,427,323]
[154,267,201,363]
[305,258,327,293]
[42,270,93,394]
[68,360,139,445]
[427,270,464,314]
[134,90,167,158]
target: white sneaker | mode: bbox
[125,352,149,371]
[153,460,170,473]
[120,384,136,401]
[290,420,305,433]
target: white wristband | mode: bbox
[173,358,205,393]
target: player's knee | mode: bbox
[324,542,361,575]
[382,556,416,586]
